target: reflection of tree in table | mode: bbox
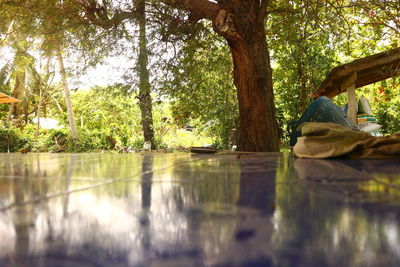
[139,154,153,252]
[169,156,241,261]
[9,156,50,266]
[272,157,400,266]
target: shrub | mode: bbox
[74,128,118,152]
[0,125,31,152]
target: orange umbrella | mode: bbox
[0,92,20,104]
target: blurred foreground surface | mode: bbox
[1,152,400,267]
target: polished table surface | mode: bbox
[0,152,399,267]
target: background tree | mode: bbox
[56,42,78,142]
[70,0,280,151]
[159,0,281,151]
[24,59,59,138]
[59,0,157,148]
[1,42,37,126]
[159,24,239,148]
[136,0,155,148]
[0,0,80,142]
[267,0,341,139]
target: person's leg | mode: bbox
[289,96,359,146]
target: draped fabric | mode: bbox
[294,122,400,159]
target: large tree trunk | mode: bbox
[56,44,78,142]
[137,0,155,147]
[213,7,280,152]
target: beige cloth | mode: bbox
[294,122,400,159]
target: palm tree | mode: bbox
[0,43,34,125]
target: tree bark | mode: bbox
[212,5,280,152]
[6,75,24,124]
[297,62,308,113]
[24,101,29,124]
[6,103,15,125]
[56,44,78,142]
[137,0,155,147]
[35,100,41,138]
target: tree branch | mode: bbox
[159,0,220,20]
[266,7,300,14]
[72,0,136,29]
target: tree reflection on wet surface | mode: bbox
[0,152,400,266]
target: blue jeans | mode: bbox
[289,96,359,146]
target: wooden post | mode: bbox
[347,83,357,123]
[340,73,357,124]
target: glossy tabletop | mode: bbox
[0,152,400,267]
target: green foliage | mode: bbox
[6,124,69,152]
[376,103,400,135]
[68,85,142,150]
[0,125,31,152]
[331,77,400,136]
[267,0,399,143]
[361,78,400,135]
[43,128,70,150]
[74,128,116,152]
[268,0,339,141]
[160,24,239,148]
[56,84,214,151]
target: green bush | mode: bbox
[0,125,31,152]
[128,137,145,151]
[375,102,400,135]
[74,128,116,152]
[15,124,71,152]
[45,129,70,150]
